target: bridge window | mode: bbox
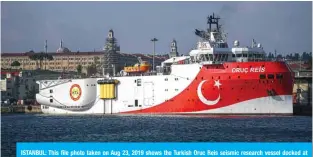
[236,54,242,57]
[208,54,213,61]
[204,54,209,61]
[232,54,235,57]
[243,54,247,57]
[50,99,53,103]
[225,54,229,61]
[267,74,274,79]
[50,89,53,93]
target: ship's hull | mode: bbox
[36,62,294,115]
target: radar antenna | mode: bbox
[194,13,222,40]
[207,13,220,32]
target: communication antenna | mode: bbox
[44,40,48,70]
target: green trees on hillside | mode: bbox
[28,51,54,70]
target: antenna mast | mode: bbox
[45,40,48,70]
[207,13,220,33]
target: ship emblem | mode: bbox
[197,80,221,106]
[70,84,82,101]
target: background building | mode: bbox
[1,70,39,105]
[1,29,170,76]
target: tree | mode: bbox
[76,64,82,74]
[87,64,97,76]
[28,52,54,70]
[11,61,21,69]
[37,52,45,69]
[294,53,300,60]
[308,57,312,70]
[94,56,101,73]
[29,53,39,69]
[43,53,54,70]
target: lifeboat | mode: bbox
[123,61,151,73]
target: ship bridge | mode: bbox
[188,13,266,65]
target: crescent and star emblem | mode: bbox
[197,80,222,106]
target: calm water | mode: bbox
[1,114,312,156]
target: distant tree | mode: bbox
[87,64,97,76]
[43,53,54,70]
[29,53,39,69]
[308,57,312,70]
[294,53,300,60]
[37,52,45,69]
[11,61,21,69]
[76,64,82,74]
[28,52,54,70]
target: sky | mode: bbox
[1,1,312,55]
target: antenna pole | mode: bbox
[151,37,158,72]
[45,40,47,70]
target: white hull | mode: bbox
[39,95,293,115]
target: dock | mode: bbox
[1,105,42,114]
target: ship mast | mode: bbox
[207,13,220,33]
[194,13,227,48]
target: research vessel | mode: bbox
[36,14,294,115]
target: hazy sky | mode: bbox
[1,1,312,55]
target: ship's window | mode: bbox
[232,54,236,57]
[276,74,283,79]
[165,89,168,91]
[259,74,266,79]
[208,54,213,61]
[243,54,248,57]
[236,54,242,57]
[134,80,136,83]
[165,78,168,81]
[175,78,178,81]
[267,74,274,79]
[50,89,53,93]
[137,79,141,86]
[135,100,138,107]
[50,99,53,103]
[204,54,209,61]
[175,89,178,91]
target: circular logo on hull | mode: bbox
[70,84,82,101]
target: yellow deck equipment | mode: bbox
[97,79,119,99]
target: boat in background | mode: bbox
[123,57,151,74]
[36,13,294,115]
